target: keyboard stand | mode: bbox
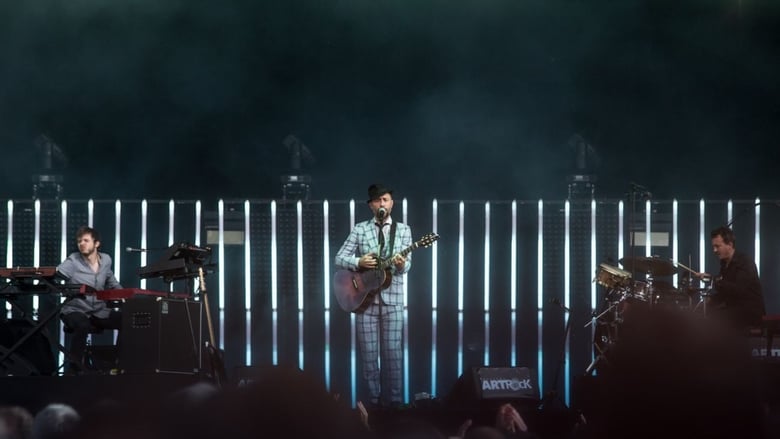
[0,294,75,375]
[0,269,84,376]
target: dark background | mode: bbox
[2,1,780,414]
[1,0,778,203]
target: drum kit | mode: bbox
[585,255,713,374]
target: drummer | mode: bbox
[695,226,765,330]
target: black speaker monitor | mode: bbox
[119,298,202,375]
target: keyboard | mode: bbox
[95,288,191,301]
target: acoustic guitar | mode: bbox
[333,232,439,313]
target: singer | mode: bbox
[334,183,412,409]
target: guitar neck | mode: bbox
[378,242,418,270]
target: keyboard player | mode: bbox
[56,226,122,375]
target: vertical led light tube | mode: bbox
[585,198,596,389]
[140,200,148,290]
[297,200,305,370]
[167,200,175,288]
[483,202,491,366]
[563,201,571,404]
[645,200,652,258]
[590,200,597,317]
[510,200,517,367]
[168,200,175,247]
[194,201,202,295]
[33,200,41,262]
[431,199,439,395]
[402,198,410,403]
[4,202,11,316]
[5,201,12,267]
[270,201,279,364]
[699,200,706,282]
[112,200,122,345]
[755,198,761,275]
[59,200,68,369]
[114,201,122,284]
[537,199,544,394]
[618,201,625,261]
[727,200,733,230]
[348,200,357,407]
[195,201,202,246]
[457,201,465,377]
[672,200,678,288]
[323,200,331,390]
[33,200,41,311]
[244,200,252,366]
[60,201,68,263]
[218,199,226,350]
[88,199,94,227]
[5,201,13,267]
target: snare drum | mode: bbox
[595,263,632,290]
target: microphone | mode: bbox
[125,247,146,252]
[550,298,570,312]
[727,201,765,228]
[377,207,387,220]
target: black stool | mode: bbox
[61,321,118,373]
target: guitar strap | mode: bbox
[386,221,397,259]
[378,222,398,306]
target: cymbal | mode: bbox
[619,256,677,276]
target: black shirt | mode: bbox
[710,250,766,328]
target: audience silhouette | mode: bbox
[31,403,80,439]
[0,405,33,439]
[574,306,765,439]
[3,328,777,439]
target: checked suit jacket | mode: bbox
[334,217,412,306]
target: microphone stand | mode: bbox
[726,201,765,228]
[543,299,572,411]
[627,182,650,269]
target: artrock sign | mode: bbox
[474,366,539,400]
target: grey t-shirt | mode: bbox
[56,252,122,319]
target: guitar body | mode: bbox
[333,268,390,313]
[333,232,439,313]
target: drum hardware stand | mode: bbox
[645,275,657,308]
[674,259,713,315]
[584,316,618,375]
[584,292,621,328]
[584,337,610,376]
[584,291,622,375]
[693,287,715,316]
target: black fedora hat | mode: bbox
[366,183,393,203]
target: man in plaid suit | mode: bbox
[335,183,413,408]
